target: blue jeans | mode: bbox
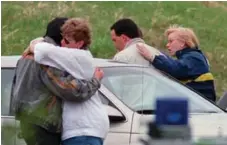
[62,136,103,145]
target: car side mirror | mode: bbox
[105,105,125,122]
[217,92,227,111]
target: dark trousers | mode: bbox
[20,121,61,145]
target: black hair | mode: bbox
[44,17,68,46]
[110,18,140,39]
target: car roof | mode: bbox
[1,55,145,68]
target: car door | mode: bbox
[99,86,134,145]
[1,67,26,145]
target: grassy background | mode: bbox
[2,1,227,97]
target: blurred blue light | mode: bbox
[155,97,188,125]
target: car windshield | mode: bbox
[101,66,223,113]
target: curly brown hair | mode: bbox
[61,18,91,47]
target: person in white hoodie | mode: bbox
[110,18,163,65]
[27,18,109,145]
[13,17,104,145]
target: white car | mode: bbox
[1,55,227,145]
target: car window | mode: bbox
[1,68,15,116]
[102,66,223,113]
[99,91,110,105]
[98,91,117,109]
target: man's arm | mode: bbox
[29,41,103,102]
[40,65,102,102]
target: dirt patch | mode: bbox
[202,1,227,11]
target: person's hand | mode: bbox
[23,38,44,57]
[22,45,35,57]
[30,38,43,52]
[94,67,104,81]
[137,44,153,61]
[22,46,32,57]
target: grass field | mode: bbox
[2,1,227,97]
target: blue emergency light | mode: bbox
[155,98,188,126]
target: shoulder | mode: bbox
[183,50,205,61]
[30,37,44,44]
[141,43,162,55]
[113,51,129,62]
[181,50,209,67]
[16,57,42,74]
[114,49,127,57]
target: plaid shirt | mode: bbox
[10,54,100,133]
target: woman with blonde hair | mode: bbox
[137,25,216,102]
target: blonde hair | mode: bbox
[61,18,91,47]
[165,25,199,48]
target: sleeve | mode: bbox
[34,42,94,79]
[151,55,193,79]
[40,66,101,102]
[34,43,84,71]
[33,42,100,102]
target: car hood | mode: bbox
[190,113,227,140]
[136,113,227,140]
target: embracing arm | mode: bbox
[30,42,103,102]
[33,42,93,79]
[40,66,102,102]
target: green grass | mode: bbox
[2,1,227,97]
